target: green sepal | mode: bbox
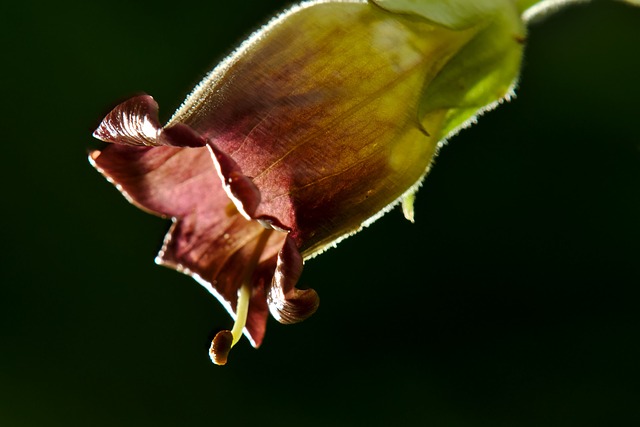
[417,4,525,141]
[371,0,516,30]
[401,191,416,223]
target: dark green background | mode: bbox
[3,1,640,425]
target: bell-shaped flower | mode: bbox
[91,0,603,363]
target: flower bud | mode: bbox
[93,0,611,362]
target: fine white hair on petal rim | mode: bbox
[167,0,368,126]
[166,0,521,263]
[303,79,519,262]
[522,0,589,23]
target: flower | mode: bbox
[91,0,528,364]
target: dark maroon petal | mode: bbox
[207,142,291,233]
[93,95,204,148]
[208,142,261,219]
[159,217,285,347]
[160,123,207,148]
[267,235,319,324]
[168,5,451,258]
[90,142,282,346]
[245,278,269,348]
[89,144,211,218]
[93,95,161,146]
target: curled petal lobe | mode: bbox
[268,235,319,324]
[208,142,261,220]
[93,95,205,148]
[93,95,161,146]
